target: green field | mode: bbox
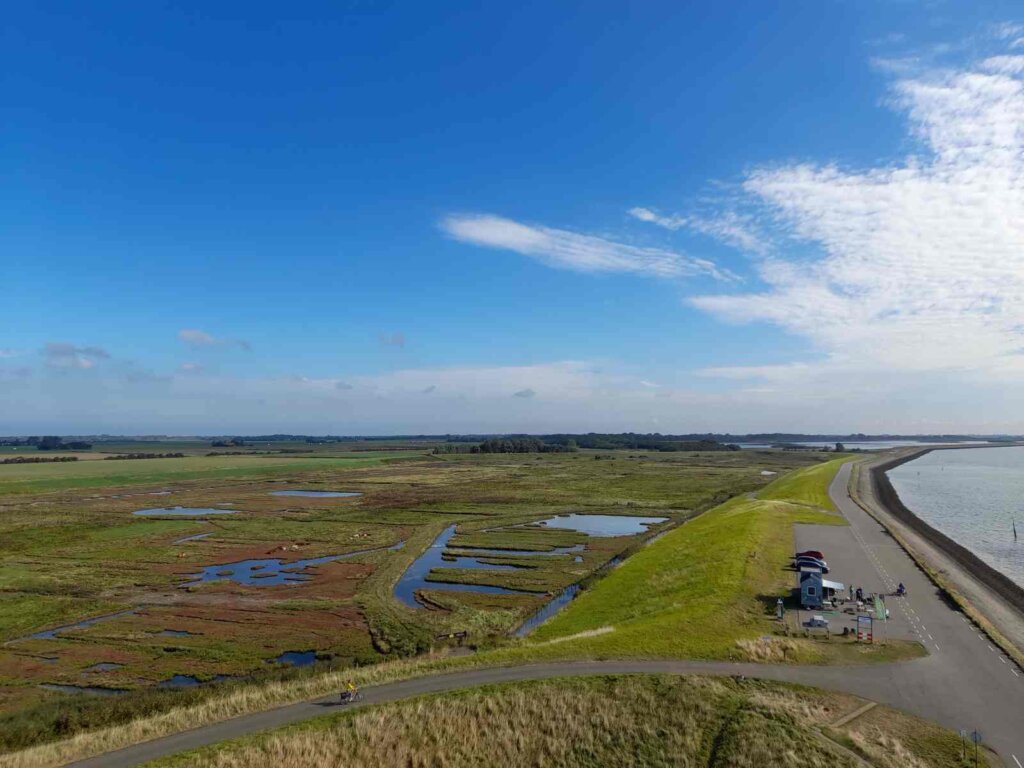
[0,453,423,495]
[150,675,984,768]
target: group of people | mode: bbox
[847,583,906,603]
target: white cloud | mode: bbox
[179,362,203,373]
[992,22,1024,40]
[691,51,1024,379]
[42,342,110,370]
[178,329,251,351]
[441,213,734,280]
[629,207,768,255]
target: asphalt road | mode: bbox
[69,461,1024,768]
[825,461,1024,767]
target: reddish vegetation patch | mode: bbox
[0,643,150,684]
[291,562,374,600]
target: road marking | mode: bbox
[934,643,939,651]
[928,633,934,640]
[1000,657,1008,664]
[1013,669,1019,677]
[1011,754,1021,768]
[989,645,997,653]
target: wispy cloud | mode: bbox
[42,342,111,370]
[179,362,203,373]
[177,329,251,351]
[991,21,1024,40]
[629,207,768,256]
[0,349,20,359]
[379,331,406,348]
[441,213,734,280]
[691,47,1024,379]
[512,388,536,399]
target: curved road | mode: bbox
[71,461,1024,768]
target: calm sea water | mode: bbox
[887,446,1024,587]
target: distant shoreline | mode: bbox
[870,444,1024,621]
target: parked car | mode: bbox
[803,614,829,628]
[795,550,824,560]
[795,556,829,573]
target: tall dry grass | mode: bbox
[148,675,969,768]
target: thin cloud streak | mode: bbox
[42,343,110,370]
[628,207,768,255]
[441,213,735,281]
[178,329,251,351]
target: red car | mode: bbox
[795,550,824,560]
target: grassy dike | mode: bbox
[150,675,985,768]
[0,457,924,768]
[502,456,920,662]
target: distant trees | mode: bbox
[1,456,78,464]
[433,438,577,455]
[36,437,92,451]
[472,438,576,454]
[431,434,744,455]
[542,434,738,452]
[104,453,185,460]
[211,438,246,448]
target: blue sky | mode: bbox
[6,1,1024,434]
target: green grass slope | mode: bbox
[525,495,844,658]
[756,456,852,511]
[516,456,917,662]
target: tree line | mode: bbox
[103,453,186,460]
[1,456,79,464]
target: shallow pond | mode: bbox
[158,674,232,688]
[23,610,137,641]
[181,541,404,587]
[270,490,362,498]
[134,507,236,517]
[532,514,667,537]
[272,650,318,666]
[394,525,536,608]
[513,585,580,637]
